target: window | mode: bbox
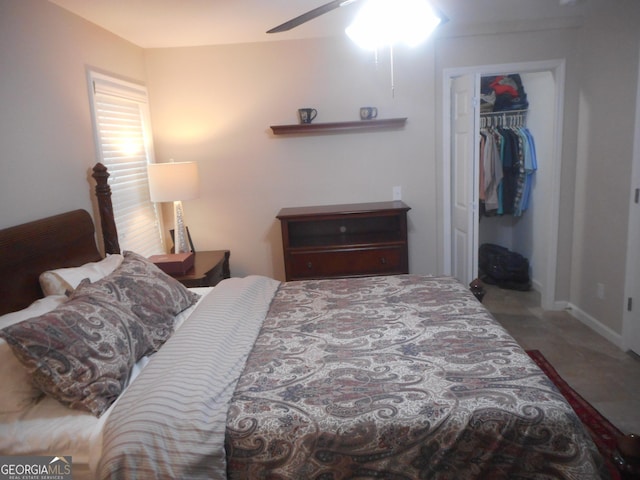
[88,71,164,257]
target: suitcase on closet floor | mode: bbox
[479,243,531,291]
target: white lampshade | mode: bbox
[148,161,199,202]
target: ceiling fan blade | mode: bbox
[267,0,358,33]
[431,4,449,25]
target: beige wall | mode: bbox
[144,38,438,280]
[571,3,640,335]
[1,0,639,342]
[0,0,145,229]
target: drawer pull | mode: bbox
[307,261,313,269]
[380,257,387,264]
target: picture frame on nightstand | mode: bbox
[169,227,196,253]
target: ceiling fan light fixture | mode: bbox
[345,0,442,50]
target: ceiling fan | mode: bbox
[267,0,447,95]
[267,0,448,35]
[267,0,359,34]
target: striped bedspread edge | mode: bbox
[96,275,280,480]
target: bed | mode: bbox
[0,164,609,479]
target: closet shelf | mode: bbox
[270,118,407,135]
[480,109,529,116]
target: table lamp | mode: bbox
[147,161,199,254]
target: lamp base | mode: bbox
[173,200,190,254]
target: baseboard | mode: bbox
[565,302,624,350]
[531,278,543,293]
[553,300,569,311]
[530,278,560,312]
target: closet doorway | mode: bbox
[442,60,566,311]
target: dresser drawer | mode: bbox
[287,246,406,280]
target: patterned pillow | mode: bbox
[71,251,200,351]
[0,295,68,413]
[0,294,154,417]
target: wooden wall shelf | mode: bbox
[270,117,407,135]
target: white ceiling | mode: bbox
[47,0,593,49]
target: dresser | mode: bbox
[277,201,410,281]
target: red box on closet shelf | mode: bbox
[148,252,194,275]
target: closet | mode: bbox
[445,60,564,310]
[477,71,554,292]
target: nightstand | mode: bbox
[172,250,230,287]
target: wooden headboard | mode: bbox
[0,210,103,315]
[0,162,135,315]
[92,162,120,255]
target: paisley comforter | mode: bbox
[226,275,606,479]
[99,275,606,479]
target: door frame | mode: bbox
[622,46,640,354]
[441,59,566,311]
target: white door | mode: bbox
[450,74,479,285]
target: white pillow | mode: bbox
[39,254,124,296]
[0,295,68,413]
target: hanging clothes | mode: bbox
[479,73,536,218]
[479,115,537,218]
[514,126,538,216]
[479,128,503,212]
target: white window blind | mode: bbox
[89,71,164,257]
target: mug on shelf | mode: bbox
[360,107,378,120]
[298,108,318,124]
